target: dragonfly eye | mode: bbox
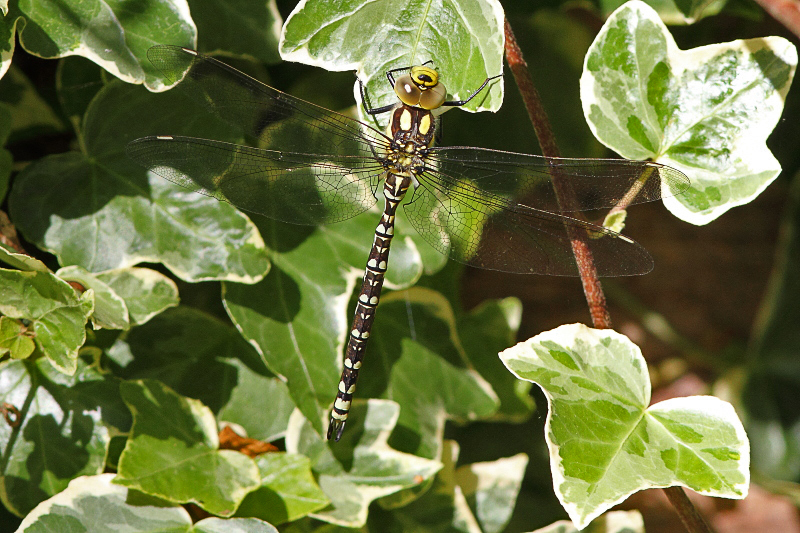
[419,83,446,110]
[395,74,422,106]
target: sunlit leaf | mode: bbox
[500,323,749,528]
[581,1,797,225]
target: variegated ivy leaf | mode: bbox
[280,0,505,129]
[581,0,797,225]
[500,323,749,529]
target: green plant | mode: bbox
[0,0,797,531]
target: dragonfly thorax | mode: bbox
[385,105,435,177]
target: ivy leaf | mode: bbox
[280,0,505,128]
[5,0,195,88]
[285,399,442,528]
[369,440,482,532]
[500,323,750,529]
[57,265,130,330]
[9,81,270,283]
[93,267,179,326]
[0,269,93,374]
[16,474,192,531]
[455,453,529,533]
[109,307,294,441]
[532,510,644,532]
[17,474,280,533]
[581,1,797,225]
[115,380,261,517]
[190,0,283,64]
[0,243,49,272]
[235,452,330,524]
[0,359,128,517]
[0,315,34,359]
[223,213,425,436]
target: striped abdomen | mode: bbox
[327,173,411,441]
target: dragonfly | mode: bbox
[127,45,690,441]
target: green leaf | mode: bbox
[0,65,64,136]
[235,452,330,524]
[115,380,261,516]
[369,440,482,532]
[286,399,442,528]
[280,0,505,128]
[385,337,498,460]
[500,323,750,528]
[745,174,800,481]
[0,359,128,517]
[190,0,283,64]
[600,0,724,24]
[0,315,34,359]
[109,306,292,441]
[223,212,425,436]
[57,265,130,330]
[581,1,797,225]
[194,517,279,533]
[455,453,529,533]
[532,510,644,533]
[16,474,192,531]
[9,81,270,282]
[0,268,93,374]
[9,0,195,88]
[0,243,49,272]
[94,267,179,326]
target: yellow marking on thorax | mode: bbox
[419,114,431,136]
[399,109,412,131]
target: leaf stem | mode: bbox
[503,17,716,533]
[503,18,611,329]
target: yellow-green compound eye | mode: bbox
[410,65,439,88]
[418,83,446,110]
[394,74,422,106]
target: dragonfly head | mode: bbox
[394,65,447,110]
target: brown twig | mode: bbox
[663,486,714,533]
[503,18,611,329]
[503,16,714,533]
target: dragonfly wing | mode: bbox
[127,136,383,225]
[428,147,690,213]
[146,45,391,157]
[404,169,653,276]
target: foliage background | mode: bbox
[0,0,799,531]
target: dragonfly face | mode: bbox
[126,46,690,442]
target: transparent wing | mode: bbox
[127,136,384,225]
[427,147,690,213]
[128,45,394,224]
[146,45,391,154]
[405,168,653,276]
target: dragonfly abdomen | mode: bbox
[328,173,411,441]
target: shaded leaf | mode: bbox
[236,452,330,524]
[115,380,261,517]
[109,306,294,441]
[0,359,128,517]
[16,474,191,532]
[9,0,195,89]
[285,399,442,528]
[9,81,270,282]
[0,269,93,373]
